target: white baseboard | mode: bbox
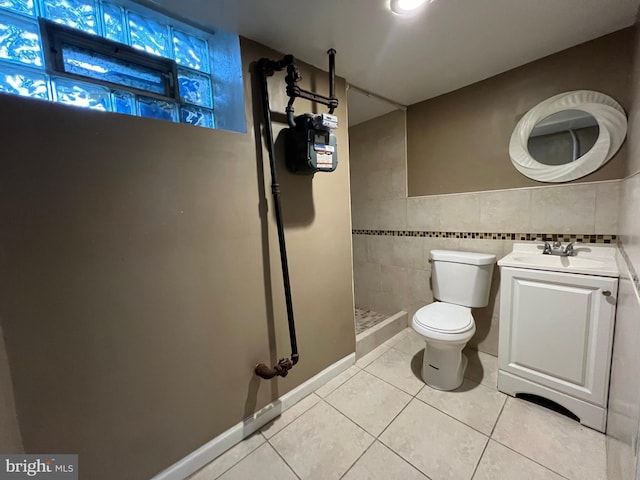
[152,353,356,480]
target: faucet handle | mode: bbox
[564,242,575,256]
[543,241,552,254]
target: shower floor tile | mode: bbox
[190,328,607,480]
[355,307,388,334]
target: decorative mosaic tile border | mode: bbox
[352,229,617,244]
[619,244,640,292]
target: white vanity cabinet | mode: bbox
[497,246,619,433]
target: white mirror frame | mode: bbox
[509,90,627,182]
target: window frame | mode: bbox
[39,17,180,101]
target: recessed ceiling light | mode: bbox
[390,0,428,15]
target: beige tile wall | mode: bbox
[606,265,640,480]
[606,25,640,480]
[618,172,640,271]
[350,110,621,356]
[405,182,619,234]
[606,171,640,480]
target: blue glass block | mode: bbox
[128,11,168,57]
[101,2,125,43]
[0,64,48,98]
[178,69,212,108]
[0,0,35,16]
[112,89,134,115]
[0,16,42,66]
[42,0,97,34]
[180,105,213,128]
[172,29,208,72]
[137,95,177,121]
[53,77,110,110]
[61,44,166,94]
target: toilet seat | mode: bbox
[414,302,473,334]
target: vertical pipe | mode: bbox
[568,129,579,161]
[328,48,336,113]
[258,62,299,365]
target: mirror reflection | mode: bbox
[527,109,599,166]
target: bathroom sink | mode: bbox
[498,243,619,277]
[509,254,607,269]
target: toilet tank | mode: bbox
[430,250,496,308]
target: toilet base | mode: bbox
[421,341,468,391]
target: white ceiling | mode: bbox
[149,0,639,125]
[346,86,405,126]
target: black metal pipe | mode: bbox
[253,50,338,379]
[254,59,299,379]
[287,86,335,107]
[328,49,336,113]
[284,62,300,128]
[286,97,296,129]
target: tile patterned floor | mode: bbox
[354,308,388,335]
[189,328,607,480]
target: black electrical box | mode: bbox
[286,113,338,175]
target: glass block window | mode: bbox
[42,0,97,34]
[181,105,213,128]
[0,0,221,129]
[138,95,176,121]
[111,88,133,114]
[178,68,212,108]
[0,0,34,16]
[0,63,48,98]
[128,11,167,57]
[0,15,43,66]
[100,2,124,43]
[53,76,110,110]
[173,29,208,72]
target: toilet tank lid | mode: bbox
[430,250,496,265]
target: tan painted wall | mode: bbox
[407,28,633,196]
[0,322,22,453]
[0,38,354,479]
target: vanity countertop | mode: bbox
[498,243,619,277]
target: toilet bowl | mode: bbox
[411,250,495,391]
[412,302,476,390]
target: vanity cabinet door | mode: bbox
[498,267,617,407]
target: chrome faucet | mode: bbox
[543,241,575,256]
[564,242,575,256]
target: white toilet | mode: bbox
[412,250,496,391]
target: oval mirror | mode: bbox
[509,91,627,182]
[527,110,599,166]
